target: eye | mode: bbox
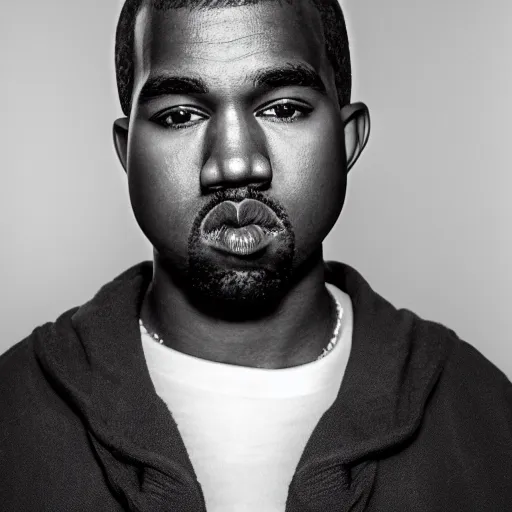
[152,107,207,129]
[257,101,313,123]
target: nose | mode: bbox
[200,108,272,192]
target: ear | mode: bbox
[341,102,370,173]
[113,118,129,172]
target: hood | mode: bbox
[33,260,451,512]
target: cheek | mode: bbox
[126,124,202,263]
[271,112,347,257]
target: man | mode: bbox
[1,0,511,510]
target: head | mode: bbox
[113,0,370,311]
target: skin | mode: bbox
[113,0,370,369]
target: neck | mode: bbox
[140,252,335,369]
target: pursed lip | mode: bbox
[200,198,284,234]
[199,199,285,256]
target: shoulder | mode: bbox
[398,306,512,414]
[439,334,512,425]
[0,315,111,507]
[409,318,512,463]
[0,330,51,496]
[0,309,80,434]
[0,334,40,416]
[443,333,511,397]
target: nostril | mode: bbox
[201,183,224,193]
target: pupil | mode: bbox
[276,104,295,118]
[171,110,190,124]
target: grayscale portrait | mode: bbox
[1,0,511,510]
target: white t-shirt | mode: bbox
[141,283,353,512]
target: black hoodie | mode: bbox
[1,261,511,511]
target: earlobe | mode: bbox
[341,102,371,173]
[113,118,130,172]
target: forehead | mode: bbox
[133,1,329,90]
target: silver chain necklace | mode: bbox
[139,291,343,361]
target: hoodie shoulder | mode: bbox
[441,334,512,417]
[0,304,82,420]
[1,333,41,418]
[452,337,511,385]
[0,311,124,510]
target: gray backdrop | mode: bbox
[2,0,511,378]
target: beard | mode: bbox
[186,188,295,315]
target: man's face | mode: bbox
[124,0,348,306]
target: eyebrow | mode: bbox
[137,63,326,104]
[138,75,209,104]
[251,63,327,95]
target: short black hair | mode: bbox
[115,0,351,116]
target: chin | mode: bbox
[193,265,286,299]
[185,253,294,315]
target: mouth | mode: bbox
[200,199,285,257]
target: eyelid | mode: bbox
[150,104,210,122]
[255,97,311,112]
